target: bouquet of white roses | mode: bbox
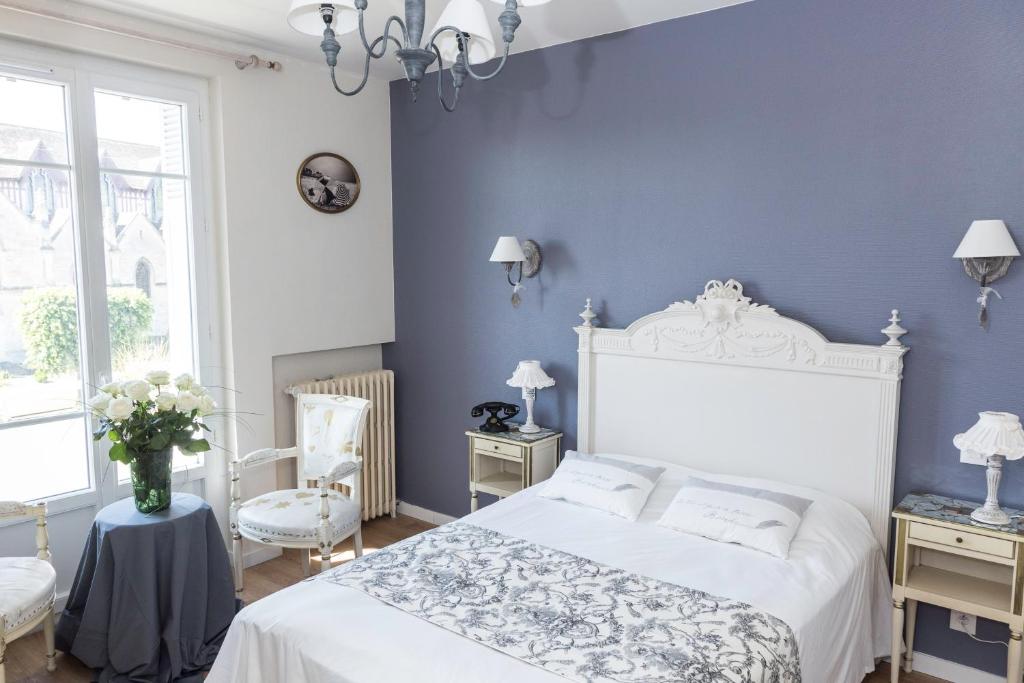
[87,370,216,464]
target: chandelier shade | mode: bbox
[431,0,497,65]
[287,0,360,37]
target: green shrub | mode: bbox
[18,287,154,381]
[18,289,79,381]
[108,289,154,357]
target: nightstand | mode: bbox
[466,426,562,512]
[891,493,1024,683]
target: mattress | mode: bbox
[207,457,891,683]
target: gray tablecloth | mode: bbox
[56,493,238,682]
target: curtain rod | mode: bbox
[0,1,282,72]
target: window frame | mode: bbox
[0,39,222,517]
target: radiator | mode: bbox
[287,370,396,521]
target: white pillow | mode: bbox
[539,451,665,521]
[657,477,813,559]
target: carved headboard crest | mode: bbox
[668,279,777,326]
[577,278,907,375]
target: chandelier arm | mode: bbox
[361,13,408,58]
[462,42,511,81]
[329,55,373,97]
[367,34,395,56]
[432,45,461,113]
[332,24,406,96]
[426,26,511,81]
[426,24,463,49]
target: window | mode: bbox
[95,91,195,385]
[0,73,89,501]
[135,259,152,298]
[0,45,213,505]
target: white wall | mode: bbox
[0,0,395,589]
[209,38,395,552]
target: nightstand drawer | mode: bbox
[475,440,522,459]
[909,521,1015,559]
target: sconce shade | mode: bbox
[431,0,497,65]
[954,220,1020,259]
[288,0,360,36]
[506,360,556,390]
[489,236,526,263]
[954,412,1024,466]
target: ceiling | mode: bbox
[65,0,752,78]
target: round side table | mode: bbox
[55,493,238,682]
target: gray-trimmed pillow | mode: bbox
[539,451,665,520]
[657,477,813,559]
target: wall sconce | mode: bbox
[953,220,1020,327]
[489,236,542,307]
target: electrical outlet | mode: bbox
[950,610,977,636]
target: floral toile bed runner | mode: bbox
[314,522,802,683]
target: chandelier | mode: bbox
[287,1,550,112]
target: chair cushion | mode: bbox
[237,489,360,546]
[0,557,56,633]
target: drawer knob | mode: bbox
[493,445,499,450]
[956,537,964,544]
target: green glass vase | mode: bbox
[130,448,173,513]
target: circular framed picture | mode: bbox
[296,152,360,214]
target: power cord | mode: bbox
[968,632,1008,648]
[954,613,1008,647]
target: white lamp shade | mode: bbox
[506,360,555,389]
[489,236,526,263]
[954,412,1024,465]
[487,0,551,5]
[432,0,496,65]
[288,0,360,36]
[953,220,1020,259]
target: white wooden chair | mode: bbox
[230,394,371,591]
[0,501,56,683]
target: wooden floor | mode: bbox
[5,513,947,683]
[863,665,946,683]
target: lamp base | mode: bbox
[972,504,1011,527]
[519,389,541,433]
[972,454,1011,526]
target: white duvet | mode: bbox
[208,458,891,683]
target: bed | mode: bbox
[208,279,909,683]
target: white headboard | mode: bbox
[575,279,908,555]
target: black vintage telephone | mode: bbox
[471,402,520,433]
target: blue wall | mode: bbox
[384,0,1024,674]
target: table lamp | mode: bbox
[954,411,1024,525]
[506,360,555,434]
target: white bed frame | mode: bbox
[575,279,908,555]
